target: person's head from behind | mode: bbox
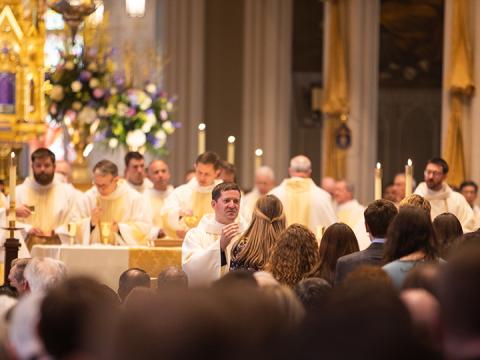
[261,285,305,330]
[8,258,30,296]
[93,160,120,197]
[234,195,286,270]
[402,263,441,299]
[333,180,355,205]
[460,180,478,208]
[384,206,438,263]
[24,257,67,294]
[157,266,188,289]
[211,182,241,224]
[39,277,120,360]
[124,151,145,186]
[31,148,56,186]
[317,223,359,280]
[147,160,171,191]
[432,213,463,259]
[195,151,221,186]
[424,157,449,191]
[213,270,258,290]
[294,277,331,313]
[255,166,275,195]
[268,224,319,287]
[364,199,398,239]
[118,268,151,302]
[341,265,393,289]
[288,155,311,178]
[399,194,431,219]
[218,160,236,183]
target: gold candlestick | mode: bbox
[227,136,235,164]
[375,162,382,200]
[198,123,206,155]
[405,159,413,197]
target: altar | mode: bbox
[31,244,182,290]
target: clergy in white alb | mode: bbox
[333,180,370,250]
[163,151,222,238]
[414,158,475,232]
[459,180,480,231]
[11,149,78,257]
[182,182,247,287]
[270,155,336,235]
[124,151,153,193]
[144,160,175,240]
[76,160,152,245]
[240,166,275,224]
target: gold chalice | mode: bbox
[99,221,113,245]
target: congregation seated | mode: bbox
[117,268,151,303]
[8,258,30,297]
[402,263,441,299]
[294,277,331,314]
[156,266,188,289]
[432,212,463,259]
[23,257,67,294]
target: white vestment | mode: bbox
[240,188,261,225]
[77,181,152,245]
[126,178,153,193]
[144,185,174,240]
[270,177,337,234]
[472,205,480,231]
[162,178,221,231]
[415,182,476,232]
[10,177,79,256]
[182,214,247,287]
[335,199,370,250]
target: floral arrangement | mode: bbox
[96,83,178,156]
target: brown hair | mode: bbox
[311,223,359,284]
[231,195,286,270]
[195,151,221,170]
[432,213,463,259]
[399,194,431,218]
[364,199,398,238]
[267,224,319,287]
[31,148,55,164]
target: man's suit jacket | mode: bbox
[334,242,385,286]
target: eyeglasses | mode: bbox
[93,179,115,189]
[424,170,443,177]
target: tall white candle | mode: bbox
[375,162,382,200]
[9,152,16,222]
[405,158,413,197]
[198,123,206,155]
[227,136,235,164]
[255,148,263,170]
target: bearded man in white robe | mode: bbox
[182,182,246,287]
[144,160,174,240]
[270,155,336,235]
[240,166,275,224]
[163,151,222,239]
[13,148,78,256]
[415,158,475,232]
[77,160,152,245]
[333,180,370,250]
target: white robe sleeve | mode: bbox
[182,228,221,287]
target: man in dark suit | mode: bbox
[334,199,398,285]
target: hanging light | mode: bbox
[126,0,145,18]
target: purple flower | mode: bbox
[94,131,107,141]
[172,121,181,128]
[80,70,92,81]
[146,133,159,146]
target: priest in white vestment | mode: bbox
[414,158,475,232]
[459,180,480,231]
[270,155,336,234]
[240,166,275,224]
[144,160,175,240]
[77,160,152,245]
[182,182,246,287]
[333,180,370,250]
[11,149,78,256]
[124,151,153,193]
[163,151,222,238]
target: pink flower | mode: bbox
[126,107,136,117]
[93,88,104,99]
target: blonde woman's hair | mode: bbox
[232,195,286,270]
[399,194,431,218]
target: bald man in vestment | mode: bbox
[162,152,222,239]
[13,148,78,255]
[270,155,336,234]
[144,160,175,240]
[240,166,275,224]
[77,160,152,245]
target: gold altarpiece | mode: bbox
[0,0,46,181]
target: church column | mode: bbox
[339,0,380,204]
[158,0,205,185]
[241,0,292,188]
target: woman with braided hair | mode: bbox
[229,195,286,272]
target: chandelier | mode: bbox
[126,0,145,18]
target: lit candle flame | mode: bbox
[407,158,412,166]
[376,162,381,169]
[228,136,235,143]
[198,123,206,131]
[255,148,263,157]
[10,152,15,160]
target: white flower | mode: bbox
[108,138,118,149]
[116,103,128,116]
[154,130,167,148]
[163,121,175,135]
[110,87,118,95]
[139,96,152,111]
[160,110,168,121]
[141,123,152,133]
[126,129,147,149]
[145,112,157,127]
[166,102,173,112]
[145,83,157,94]
[89,78,100,88]
[71,81,82,92]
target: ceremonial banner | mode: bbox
[444,0,474,187]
